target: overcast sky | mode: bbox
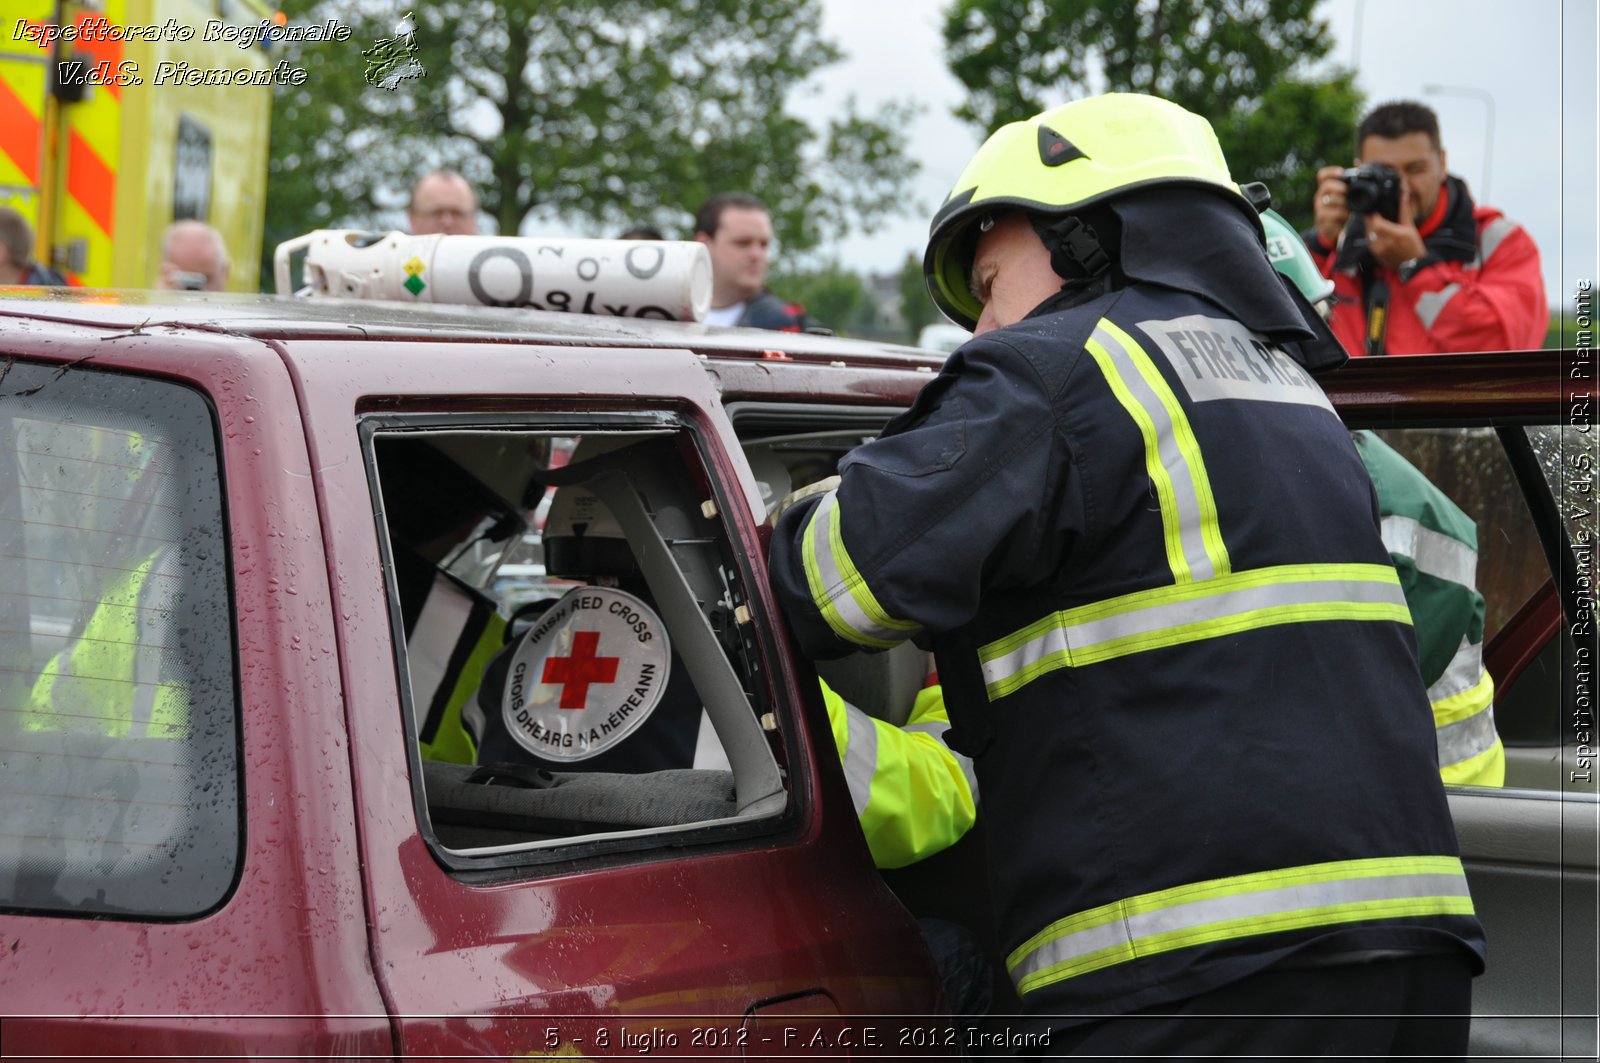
[796,0,1597,311]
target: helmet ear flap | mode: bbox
[1030,207,1118,284]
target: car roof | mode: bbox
[0,287,1567,421]
[0,287,948,371]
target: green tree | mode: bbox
[898,251,939,343]
[769,261,879,336]
[263,0,918,289]
[941,0,1362,232]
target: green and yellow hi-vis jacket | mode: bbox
[1354,431,1504,787]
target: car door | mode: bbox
[1325,350,1598,1062]
[0,313,391,1057]
[281,337,943,1058]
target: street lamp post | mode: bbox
[1423,84,1496,201]
[1351,0,1365,70]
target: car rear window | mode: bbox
[0,362,239,918]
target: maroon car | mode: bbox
[0,289,1593,1059]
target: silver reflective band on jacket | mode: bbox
[1008,855,1475,995]
[1381,515,1478,589]
[802,490,923,649]
[1087,319,1229,584]
[1435,689,1499,767]
[1429,635,1498,773]
[978,563,1411,700]
[1378,513,1501,779]
[840,698,879,817]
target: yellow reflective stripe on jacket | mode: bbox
[802,491,922,650]
[979,563,1410,700]
[1085,320,1229,584]
[1008,855,1475,995]
[1435,667,1503,786]
[822,679,976,870]
[1427,636,1502,786]
[1440,735,1505,788]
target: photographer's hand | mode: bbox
[1364,183,1427,271]
[1313,166,1351,245]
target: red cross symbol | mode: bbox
[542,631,620,709]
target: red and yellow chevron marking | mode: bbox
[55,4,121,285]
[66,128,114,238]
[0,76,43,188]
[0,4,121,284]
[0,7,51,230]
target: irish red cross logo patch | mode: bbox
[501,585,670,761]
[542,631,620,708]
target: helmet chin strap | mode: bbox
[1031,214,1111,284]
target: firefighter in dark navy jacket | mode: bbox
[768,94,1486,1054]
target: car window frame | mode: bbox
[0,361,246,920]
[357,409,809,875]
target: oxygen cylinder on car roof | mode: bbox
[273,230,712,322]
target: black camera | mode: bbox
[1340,162,1402,222]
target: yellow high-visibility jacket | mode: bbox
[821,680,976,869]
[27,550,187,738]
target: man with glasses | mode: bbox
[408,170,481,236]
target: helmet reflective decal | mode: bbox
[1037,125,1087,167]
[500,585,671,762]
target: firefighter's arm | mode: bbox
[822,678,976,870]
[768,337,1068,659]
[1355,432,1503,786]
[1401,224,1548,353]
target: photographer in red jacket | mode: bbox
[1305,100,1546,357]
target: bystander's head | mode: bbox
[1312,101,1449,253]
[409,170,479,236]
[156,220,229,291]
[1354,102,1448,222]
[1304,98,1546,356]
[0,206,65,286]
[693,193,774,310]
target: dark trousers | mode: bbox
[1040,954,1473,1060]
[920,916,995,1018]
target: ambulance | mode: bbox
[0,0,274,288]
